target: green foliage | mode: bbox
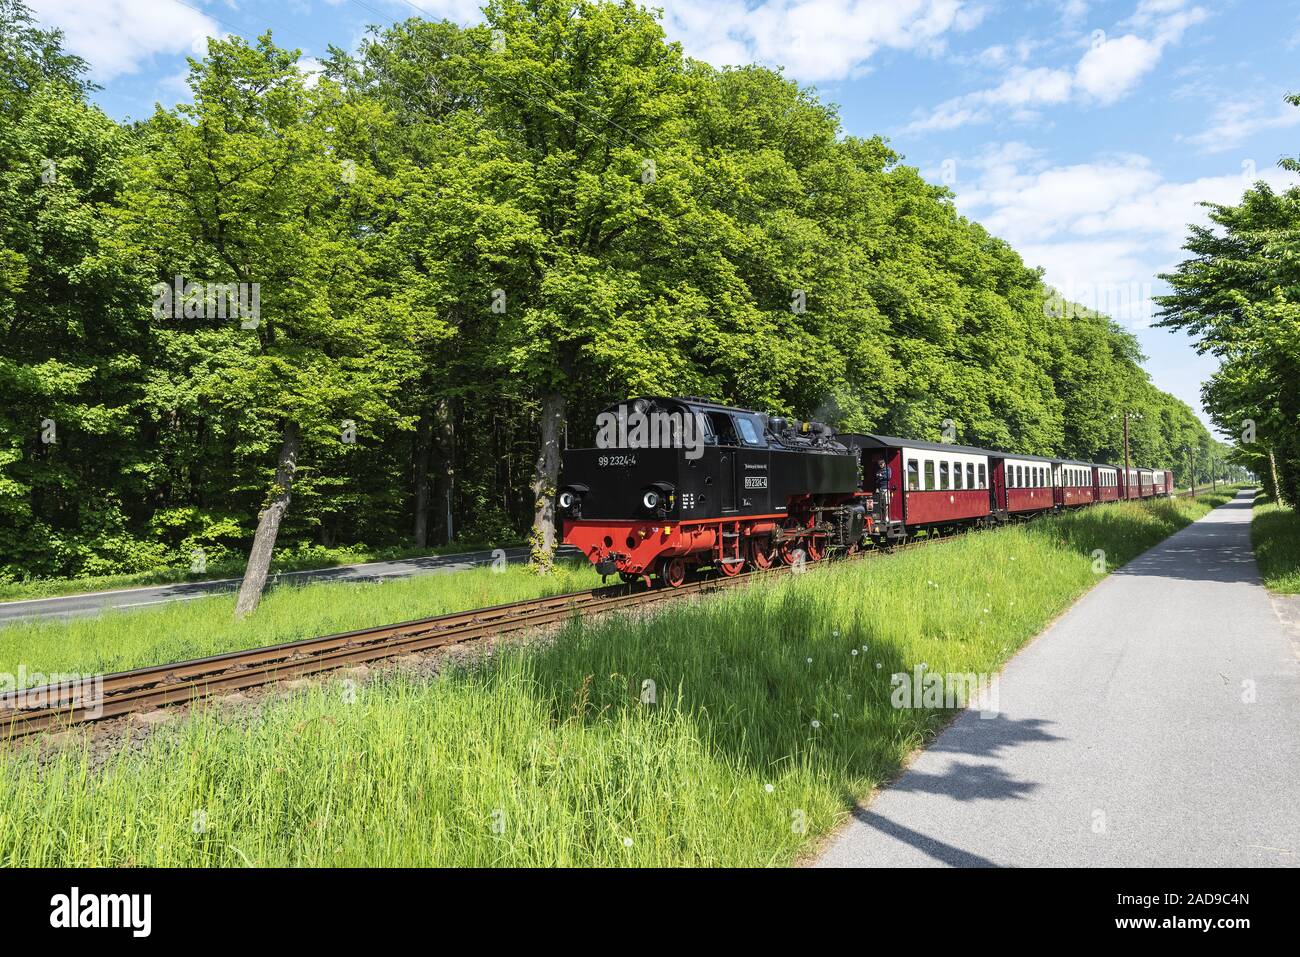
[1157,93,1300,502]
[0,0,1215,583]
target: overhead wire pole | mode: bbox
[1122,412,1131,499]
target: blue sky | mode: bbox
[27,0,1300,431]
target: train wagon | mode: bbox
[1097,465,1121,502]
[1057,461,1097,508]
[1000,455,1058,515]
[1138,468,1155,498]
[841,434,993,539]
[1120,466,1139,500]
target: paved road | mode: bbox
[817,490,1300,867]
[0,545,580,624]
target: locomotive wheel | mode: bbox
[805,536,826,563]
[779,541,806,566]
[658,556,687,588]
[749,538,778,569]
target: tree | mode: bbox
[118,33,419,616]
[1157,95,1300,504]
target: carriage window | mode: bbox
[967,463,975,489]
[907,459,920,490]
[924,460,935,490]
[953,462,963,489]
[978,464,987,488]
[939,461,949,490]
[1015,465,1023,487]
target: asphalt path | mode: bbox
[817,490,1300,867]
[0,545,580,624]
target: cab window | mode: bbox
[735,416,762,446]
[707,412,740,445]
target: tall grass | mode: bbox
[0,494,1230,867]
[1251,494,1300,594]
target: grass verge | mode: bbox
[1251,493,1300,594]
[0,562,601,685]
[0,492,1237,866]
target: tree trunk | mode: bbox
[413,410,433,547]
[529,392,566,571]
[433,398,455,544]
[1269,447,1283,505]
[234,421,300,619]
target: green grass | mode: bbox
[0,492,1235,867]
[0,539,522,603]
[0,561,601,686]
[1251,494,1300,594]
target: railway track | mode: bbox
[0,554,824,740]
[2,490,1210,740]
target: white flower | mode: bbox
[806,657,813,664]
[875,663,882,669]
[623,837,633,847]
[764,783,774,793]
[810,719,821,729]
[851,649,859,656]
[832,712,840,719]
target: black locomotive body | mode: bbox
[558,397,869,585]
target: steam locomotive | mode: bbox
[557,397,1173,587]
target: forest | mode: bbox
[0,0,1231,597]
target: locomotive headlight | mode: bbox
[642,490,660,510]
[558,490,576,510]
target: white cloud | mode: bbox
[950,144,1299,322]
[1074,33,1161,104]
[654,0,988,83]
[1183,96,1300,153]
[904,65,1073,131]
[28,0,220,82]
[902,0,1208,133]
